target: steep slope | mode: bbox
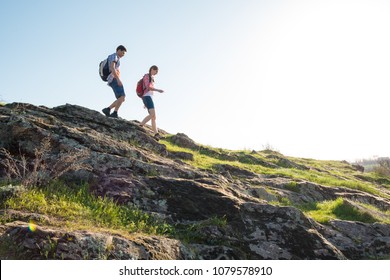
[0,103,389,259]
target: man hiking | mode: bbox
[102,45,127,118]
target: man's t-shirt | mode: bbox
[106,53,120,84]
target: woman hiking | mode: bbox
[140,65,164,140]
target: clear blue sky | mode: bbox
[1,0,389,161]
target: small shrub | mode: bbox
[373,159,390,178]
[173,216,227,244]
[0,136,91,187]
[285,181,300,192]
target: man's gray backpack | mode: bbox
[99,58,110,82]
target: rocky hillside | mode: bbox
[0,103,389,260]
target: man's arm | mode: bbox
[110,61,122,86]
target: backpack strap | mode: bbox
[142,73,154,95]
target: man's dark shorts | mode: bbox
[109,78,126,99]
[142,96,155,110]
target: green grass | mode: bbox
[161,139,390,199]
[172,216,228,244]
[297,197,379,224]
[1,182,174,236]
[0,181,233,245]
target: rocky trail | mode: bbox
[0,103,389,259]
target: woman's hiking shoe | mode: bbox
[109,111,118,118]
[102,107,111,117]
[154,133,161,141]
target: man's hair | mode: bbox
[116,45,127,52]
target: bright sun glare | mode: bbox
[214,0,390,160]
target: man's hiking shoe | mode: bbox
[109,111,118,118]
[102,107,111,117]
[154,133,161,141]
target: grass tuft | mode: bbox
[298,197,378,224]
[2,182,174,236]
